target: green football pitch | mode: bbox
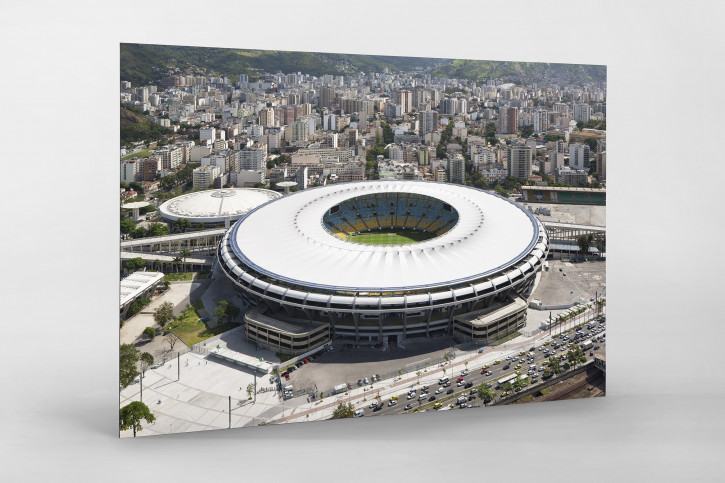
[347,229,436,245]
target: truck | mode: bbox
[333,384,347,395]
[580,340,593,351]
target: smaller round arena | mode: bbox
[159,188,281,225]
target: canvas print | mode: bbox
[119,43,606,437]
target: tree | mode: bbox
[164,332,179,351]
[577,234,594,256]
[519,125,534,138]
[246,383,254,399]
[147,223,170,237]
[140,352,154,376]
[214,300,230,323]
[549,357,561,375]
[124,257,145,271]
[126,297,150,317]
[132,226,148,239]
[120,219,136,234]
[584,137,598,152]
[153,301,175,329]
[180,248,191,273]
[494,184,510,198]
[143,327,156,340]
[477,384,496,405]
[543,134,565,142]
[226,303,240,323]
[175,218,191,232]
[119,401,156,437]
[330,402,355,419]
[120,344,140,390]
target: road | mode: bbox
[270,314,606,423]
[370,327,606,417]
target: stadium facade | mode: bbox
[217,180,549,354]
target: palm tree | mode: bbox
[180,248,191,273]
[172,256,182,273]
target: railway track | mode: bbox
[551,372,604,401]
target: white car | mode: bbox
[435,387,444,394]
[407,393,416,400]
[353,409,364,418]
[457,381,465,387]
[460,370,468,376]
[363,377,370,385]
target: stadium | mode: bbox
[217,180,549,354]
[158,188,281,227]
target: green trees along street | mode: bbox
[120,344,140,390]
[331,402,355,419]
[153,301,174,329]
[140,352,154,376]
[119,401,156,437]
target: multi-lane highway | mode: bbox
[358,319,606,418]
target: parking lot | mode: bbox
[287,336,456,394]
[533,258,606,306]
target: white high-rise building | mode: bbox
[239,144,268,171]
[534,109,550,133]
[201,154,227,173]
[323,113,337,131]
[569,143,591,170]
[192,165,220,189]
[573,103,592,123]
[200,127,216,144]
[121,159,140,184]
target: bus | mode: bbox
[497,373,518,387]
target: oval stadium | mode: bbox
[217,180,549,354]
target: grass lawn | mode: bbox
[163,272,198,282]
[347,229,436,245]
[166,300,238,347]
[122,149,153,160]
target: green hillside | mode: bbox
[121,44,449,85]
[120,105,172,147]
[432,59,606,85]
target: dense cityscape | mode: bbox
[119,47,606,436]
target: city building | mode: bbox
[569,143,591,170]
[508,146,533,179]
[499,106,518,134]
[447,154,466,184]
[192,164,221,190]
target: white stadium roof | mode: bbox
[159,188,281,223]
[228,181,542,291]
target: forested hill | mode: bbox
[432,59,606,85]
[120,44,448,85]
